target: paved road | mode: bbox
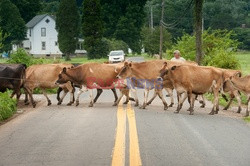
[0,89,250,166]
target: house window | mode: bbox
[41,28,46,37]
[55,41,58,46]
[42,42,46,50]
[45,19,50,23]
[29,29,31,37]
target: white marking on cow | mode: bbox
[89,68,94,73]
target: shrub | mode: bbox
[233,28,250,50]
[7,48,33,66]
[167,29,240,69]
[0,91,17,121]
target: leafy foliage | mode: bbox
[7,49,33,66]
[233,28,250,50]
[105,38,129,54]
[10,0,41,23]
[82,0,104,59]
[0,0,26,52]
[141,26,172,55]
[56,0,80,61]
[0,91,17,121]
[168,29,240,69]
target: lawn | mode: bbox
[234,51,250,75]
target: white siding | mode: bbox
[28,16,62,56]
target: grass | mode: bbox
[234,51,250,76]
[243,117,250,123]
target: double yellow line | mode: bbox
[111,102,142,166]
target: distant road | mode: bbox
[0,90,250,166]
[126,56,145,62]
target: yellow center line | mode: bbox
[127,102,142,166]
[111,102,126,166]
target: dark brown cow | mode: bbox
[0,64,30,101]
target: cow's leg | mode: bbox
[88,89,94,107]
[24,87,36,108]
[209,89,219,115]
[131,88,139,107]
[223,94,233,110]
[111,88,118,103]
[188,93,195,115]
[123,89,130,104]
[147,90,157,105]
[94,89,103,103]
[198,95,206,108]
[157,90,168,110]
[141,89,149,109]
[113,89,125,106]
[175,92,187,113]
[41,89,51,106]
[234,91,242,113]
[57,89,68,105]
[76,89,83,106]
[57,87,63,102]
[165,88,174,107]
[245,95,250,117]
[24,89,29,105]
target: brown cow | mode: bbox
[228,74,250,117]
[55,63,129,107]
[24,64,75,107]
[116,60,168,110]
[159,62,224,115]
[221,69,242,112]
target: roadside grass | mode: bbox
[0,91,17,122]
[234,51,250,76]
[243,117,250,123]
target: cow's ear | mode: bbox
[163,62,167,66]
[59,74,62,78]
[62,67,67,73]
[129,62,132,67]
[171,66,177,70]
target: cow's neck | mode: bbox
[65,67,83,85]
[230,77,247,92]
[131,67,148,79]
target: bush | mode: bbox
[7,48,33,66]
[167,29,240,69]
[0,91,17,121]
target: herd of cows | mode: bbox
[0,59,250,116]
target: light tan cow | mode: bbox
[116,60,169,110]
[159,62,224,115]
[221,69,242,112]
[24,64,75,107]
[55,63,130,107]
[228,74,250,117]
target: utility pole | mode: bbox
[159,0,164,59]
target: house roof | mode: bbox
[26,14,55,28]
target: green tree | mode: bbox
[10,0,41,23]
[141,26,172,55]
[82,0,104,59]
[56,0,80,61]
[0,0,26,52]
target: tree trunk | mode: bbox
[65,53,71,61]
[194,0,204,65]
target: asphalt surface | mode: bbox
[0,89,250,166]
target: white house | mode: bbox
[13,14,86,57]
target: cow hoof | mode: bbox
[215,111,218,114]
[113,103,118,106]
[123,101,128,104]
[146,102,151,105]
[67,102,73,106]
[76,101,79,107]
[174,111,179,114]
[209,111,214,115]
[189,112,194,115]
[200,104,205,108]
[169,103,174,107]
[237,108,242,113]
[88,103,93,107]
[134,103,139,107]
[139,106,146,109]
[25,102,29,105]
[164,106,168,110]
[223,107,228,110]
[32,103,36,108]
[57,102,62,105]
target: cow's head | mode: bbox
[116,62,132,79]
[55,67,72,85]
[157,62,169,81]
